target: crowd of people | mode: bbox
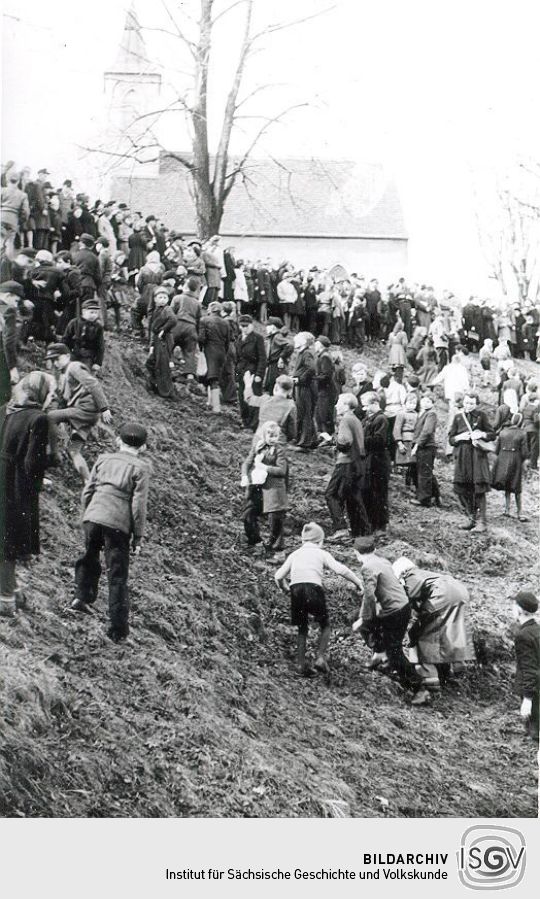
[1,165,538,738]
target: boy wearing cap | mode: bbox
[512,591,540,743]
[72,234,102,301]
[275,522,364,675]
[264,318,293,394]
[246,374,297,446]
[63,299,105,371]
[72,423,150,643]
[47,343,112,481]
[352,537,423,697]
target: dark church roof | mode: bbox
[111,153,408,240]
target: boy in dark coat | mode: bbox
[199,301,231,412]
[146,286,176,398]
[72,422,150,643]
[63,298,105,371]
[512,591,540,743]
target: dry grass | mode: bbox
[0,335,537,818]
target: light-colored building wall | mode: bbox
[224,235,408,281]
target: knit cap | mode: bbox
[301,522,325,543]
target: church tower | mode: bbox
[104,3,162,178]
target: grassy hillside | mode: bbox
[0,335,538,818]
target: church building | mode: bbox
[105,6,408,278]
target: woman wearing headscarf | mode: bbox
[491,412,529,521]
[292,331,318,451]
[199,301,230,413]
[0,371,55,616]
[132,250,164,338]
[393,557,476,702]
[241,420,289,552]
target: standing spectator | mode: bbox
[520,380,540,471]
[128,220,148,277]
[171,276,202,391]
[202,236,223,306]
[292,331,318,451]
[363,395,391,535]
[264,317,293,395]
[325,393,369,540]
[393,391,418,477]
[48,195,63,254]
[26,168,50,250]
[96,237,113,328]
[410,393,441,508]
[384,365,407,460]
[55,251,82,333]
[58,180,75,248]
[448,391,495,532]
[247,375,297,445]
[72,234,101,301]
[511,591,539,744]
[199,302,231,413]
[365,278,381,341]
[1,171,30,260]
[145,286,177,399]
[491,413,529,521]
[314,335,339,440]
[0,371,54,616]
[387,320,408,367]
[97,204,117,252]
[236,314,266,428]
[72,422,150,643]
[0,282,20,404]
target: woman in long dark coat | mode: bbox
[292,332,318,451]
[314,336,339,437]
[199,302,230,413]
[0,371,54,615]
[363,396,391,534]
[448,392,495,532]
[491,412,529,520]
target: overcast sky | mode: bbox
[2,0,539,295]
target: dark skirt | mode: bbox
[491,450,524,493]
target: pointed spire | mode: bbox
[109,2,153,75]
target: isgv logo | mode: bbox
[457,826,526,891]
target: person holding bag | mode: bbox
[448,391,495,532]
[241,421,289,552]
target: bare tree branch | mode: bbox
[212,0,250,26]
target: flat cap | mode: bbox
[46,342,70,359]
[513,591,538,613]
[119,422,147,448]
[238,314,253,325]
[0,281,24,298]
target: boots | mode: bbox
[210,387,221,413]
[0,594,16,617]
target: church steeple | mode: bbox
[103,1,162,177]
[112,4,150,74]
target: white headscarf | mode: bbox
[392,557,416,580]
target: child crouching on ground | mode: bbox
[71,422,151,643]
[274,522,364,676]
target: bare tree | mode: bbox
[84,0,331,239]
[474,160,540,301]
